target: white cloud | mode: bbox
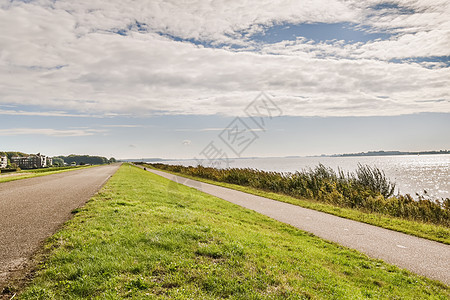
[0,0,448,117]
[0,128,106,137]
[0,108,106,118]
[101,124,143,128]
[177,127,264,132]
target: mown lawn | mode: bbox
[21,164,449,299]
[145,165,450,245]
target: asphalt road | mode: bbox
[0,164,120,289]
[146,167,450,285]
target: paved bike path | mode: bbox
[145,167,450,285]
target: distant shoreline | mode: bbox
[327,150,449,157]
[121,150,449,162]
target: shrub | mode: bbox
[145,163,449,227]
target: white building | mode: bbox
[0,155,7,168]
[11,153,50,169]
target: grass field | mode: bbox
[22,166,90,173]
[0,166,94,184]
[145,165,450,245]
[19,164,449,299]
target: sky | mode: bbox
[0,0,449,160]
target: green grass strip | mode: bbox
[20,164,448,299]
[147,166,450,245]
[146,165,450,245]
[0,166,95,184]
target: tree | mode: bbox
[55,154,111,165]
[52,157,65,166]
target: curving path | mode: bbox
[0,164,120,290]
[144,167,450,285]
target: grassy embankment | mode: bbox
[0,166,94,184]
[144,164,450,245]
[20,164,449,299]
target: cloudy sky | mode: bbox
[0,0,449,159]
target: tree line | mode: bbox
[0,152,116,167]
[53,155,116,166]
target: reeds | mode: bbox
[147,163,449,227]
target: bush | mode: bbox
[0,167,20,173]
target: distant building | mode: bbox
[0,155,7,168]
[11,153,50,169]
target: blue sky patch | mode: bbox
[390,56,450,68]
[26,64,68,71]
[154,31,246,50]
[113,29,128,36]
[110,21,148,36]
[109,21,247,49]
[111,21,393,49]
[249,22,392,44]
[370,2,416,15]
[9,0,35,3]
